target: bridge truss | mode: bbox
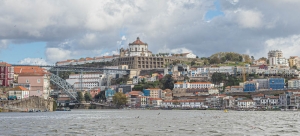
[12,64,130,102]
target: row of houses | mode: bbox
[55,55,120,66]
[162,92,300,109]
[101,86,300,109]
[0,62,51,99]
[165,64,299,80]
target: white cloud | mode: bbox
[1,0,300,62]
[170,48,193,54]
[0,39,9,49]
[45,48,72,63]
[228,0,239,5]
[121,36,126,41]
[264,35,300,57]
[158,45,194,54]
[19,58,48,65]
[235,9,263,28]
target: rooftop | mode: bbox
[129,37,147,45]
[9,86,29,91]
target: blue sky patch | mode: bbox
[205,0,224,21]
[0,42,46,64]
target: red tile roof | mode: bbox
[0,62,12,66]
[14,66,48,76]
[129,37,146,45]
[9,86,29,91]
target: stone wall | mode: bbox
[0,96,53,112]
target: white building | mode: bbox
[8,86,30,99]
[161,100,205,108]
[260,96,279,106]
[269,57,289,66]
[209,66,234,74]
[120,37,152,57]
[66,73,105,90]
[188,67,209,77]
[268,50,283,58]
[237,100,256,109]
[208,88,219,94]
[288,79,300,89]
[150,98,163,107]
[180,52,197,58]
[174,82,214,89]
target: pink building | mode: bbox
[14,66,50,98]
[0,62,14,87]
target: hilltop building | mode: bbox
[120,37,152,57]
[116,37,174,69]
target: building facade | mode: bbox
[120,37,152,57]
[174,82,214,89]
[14,66,50,99]
[0,62,14,87]
[8,86,30,100]
[116,56,173,69]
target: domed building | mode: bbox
[120,37,152,57]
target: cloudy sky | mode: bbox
[1,0,300,65]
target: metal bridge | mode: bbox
[12,64,130,102]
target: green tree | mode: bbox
[95,91,106,102]
[132,85,144,91]
[209,56,220,64]
[191,61,196,66]
[221,57,227,63]
[58,71,72,79]
[184,74,190,81]
[225,53,233,61]
[113,92,127,108]
[53,101,57,111]
[203,59,209,65]
[211,72,226,85]
[259,57,267,61]
[160,74,174,90]
[84,92,92,102]
[77,91,84,102]
[239,55,243,62]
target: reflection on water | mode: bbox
[0,110,300,135]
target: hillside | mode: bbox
[209,52,251,64]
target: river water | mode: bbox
[0,109,299,136]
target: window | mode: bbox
[26,79,29,83]
[37,79,40,83]
[37,90,40,93]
